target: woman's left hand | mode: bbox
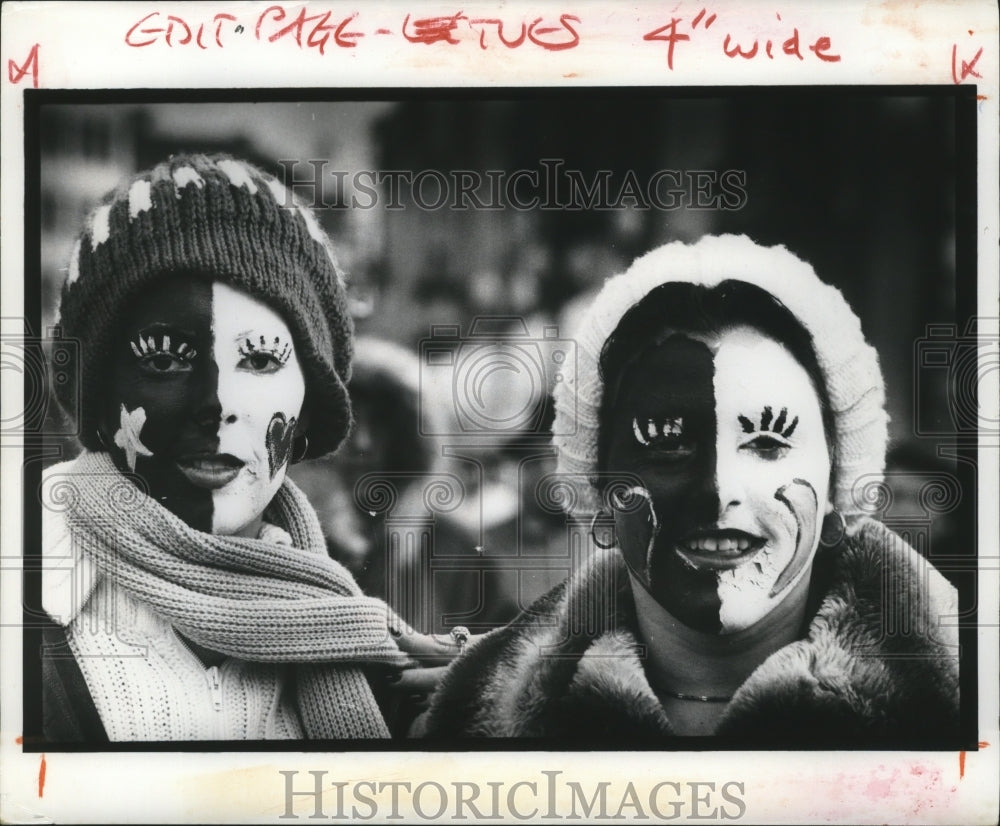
[390,621,478,666]
[383,624,482,729]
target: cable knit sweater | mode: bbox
[42,501,305,741]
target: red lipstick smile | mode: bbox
[176,454,244,489]
[674,529,765,571]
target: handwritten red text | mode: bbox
[645,9,841,69]
[124,8,581,53]
[7,43,39,88]
[126,12,237,48]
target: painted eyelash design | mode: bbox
[238,335,292,365]
[738,406,798,438]
[129,332,197,360]
[632,416,683,446]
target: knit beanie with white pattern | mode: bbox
[55,153,353,459]
[552,234,888,519]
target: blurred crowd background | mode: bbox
[36,94,969,632]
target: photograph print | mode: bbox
[22,88,976,750]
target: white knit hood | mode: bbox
[551,234,888,518]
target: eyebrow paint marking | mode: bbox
[632,417,649,446]
[772,407,787,433]
[662,418,682,437]
[632,416,685,447]
[739,406,799,438]
[238,334,292,366]
[760,405,773,431]
[129,330,198,361]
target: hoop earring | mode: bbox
[95,428,110,451]
[292,434,309,463]
[819,509,847,548]
[589,512,617,549]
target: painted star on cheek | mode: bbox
[113,403,154,471]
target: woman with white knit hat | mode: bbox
[421,234,959,742]
[40,154,458,742]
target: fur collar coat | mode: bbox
[421,519,960,745]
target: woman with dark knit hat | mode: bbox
[420,235,960,743]
[40,154,457,741]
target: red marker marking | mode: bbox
[38,754,46,798]
[723,33,758,59]
[527,15,580,51]
[809,35,840,62]
[334,14,363,49]
[215,13,237,47]
[643,18,689,70]
[402,12,467,44]
[691,9,716,29]
[7,43,39,88]
[164,15,193,47]
[783,29,804,60]
[960,741,991,777]
[470,18,527,49]
[958,740,989,780]
[15,735,23,744]
[126,12,159,46]
[951,44,983,84]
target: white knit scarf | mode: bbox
[59,450,411,739]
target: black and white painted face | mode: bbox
[605,325,831,635]
[101,276,306,536]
